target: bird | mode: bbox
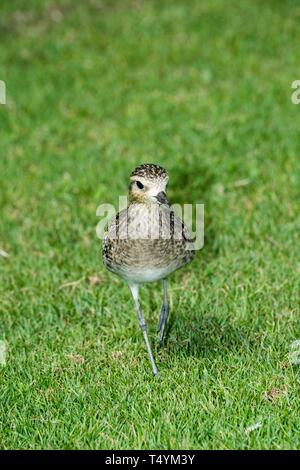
[102,163,195,375]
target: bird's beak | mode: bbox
[155,191,170,206]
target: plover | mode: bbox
[102,163,195,375]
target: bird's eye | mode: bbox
[136,181,144,189]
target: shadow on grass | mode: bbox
[152,161,234,357]
[163,313,254,359]
[169,159,220,263]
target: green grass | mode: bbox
[1,0,300,450]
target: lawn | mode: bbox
[1,0,300,450]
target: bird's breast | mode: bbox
[102,202,195,283]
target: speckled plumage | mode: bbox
[130,163,168,181]
[103,166,194,283]
[101,163,195,375]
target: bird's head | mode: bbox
[129,163,169,205]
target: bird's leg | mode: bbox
[157,279,169,343]
[129,283,158,376]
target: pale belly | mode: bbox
[102,203,195,284]
[119,264,178,284]
[109,263,181,284]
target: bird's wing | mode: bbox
[160,206,195,247]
